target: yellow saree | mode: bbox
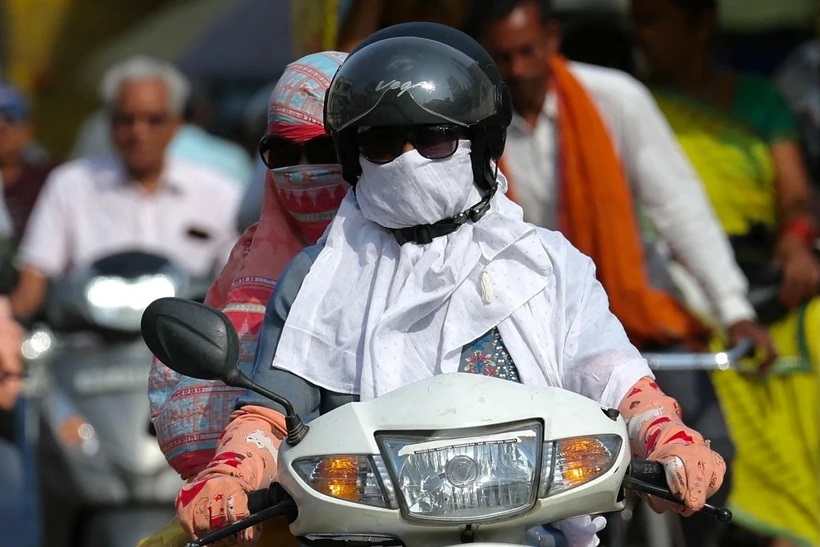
[654,76,820,546]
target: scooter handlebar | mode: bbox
[247,486,276,515]
[642,338,755,371]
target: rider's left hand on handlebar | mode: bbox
[727,319,776,372]
[646,432,726,516]
[619,377,727,515]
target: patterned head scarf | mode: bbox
[266,50,350,243]
[149,52,349,478]
[267,51,346,141]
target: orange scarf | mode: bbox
[501,56,708,349]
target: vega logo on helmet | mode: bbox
[375,79,433,97]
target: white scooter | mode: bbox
[141,297,738,547]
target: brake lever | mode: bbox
[622,475,733,522]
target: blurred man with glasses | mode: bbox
[9,56,240,319]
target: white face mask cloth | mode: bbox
[356,140,478,229]
[270,145,558,401]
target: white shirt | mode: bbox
[504,61,754,327]
[18,155,241,277]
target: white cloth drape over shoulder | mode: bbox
[271,144,652,408]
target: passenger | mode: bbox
[142,51,350,547]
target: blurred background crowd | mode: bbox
[0,0,817,546]
[0,0,817,242]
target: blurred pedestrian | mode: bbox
[0,296,39,547]
[9,56,241,319]
[0,84,55,293]
[70,76,253,189]
[632,0,819,545]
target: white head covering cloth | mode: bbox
[271,142,562,399]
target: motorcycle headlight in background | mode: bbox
[85,274,180,332]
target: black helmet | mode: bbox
[325,37,497,132]
[325,25,511,191]
[324,24,512,245]
[350,21,513,152]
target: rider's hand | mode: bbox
[727,319,776,372]
[646,428,726,515]
[619,377,726,516]
[177,472,260,545]
[550,515,607,547]
[175,406,288,545]
[777,236,820,309]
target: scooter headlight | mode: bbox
[85,274,179,331]
[376,421,543,522]
[291,429,622,520]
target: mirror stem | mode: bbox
[230,372,310,445]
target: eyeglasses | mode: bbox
[356,125,463,164]
[258,135,338,169]
[110,111,171,128]
[0,112,25,127]
[0,370,23,382]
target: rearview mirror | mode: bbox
[141,296,310,446]
[141,297,241,384]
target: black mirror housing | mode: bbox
[141,297,240,383]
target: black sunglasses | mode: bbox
[357,125,465,164]
[258,135,337,169]
[110,111,171,128]
[0,370,23,382]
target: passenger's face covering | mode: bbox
[269,164,349,243]
[355,140,477,230]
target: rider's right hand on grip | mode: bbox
[177,475,259,544]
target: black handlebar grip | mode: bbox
[626,459,733,523]
[629,459,666,488]
[247,487,273,514]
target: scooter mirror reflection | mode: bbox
[141,297,240,383]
